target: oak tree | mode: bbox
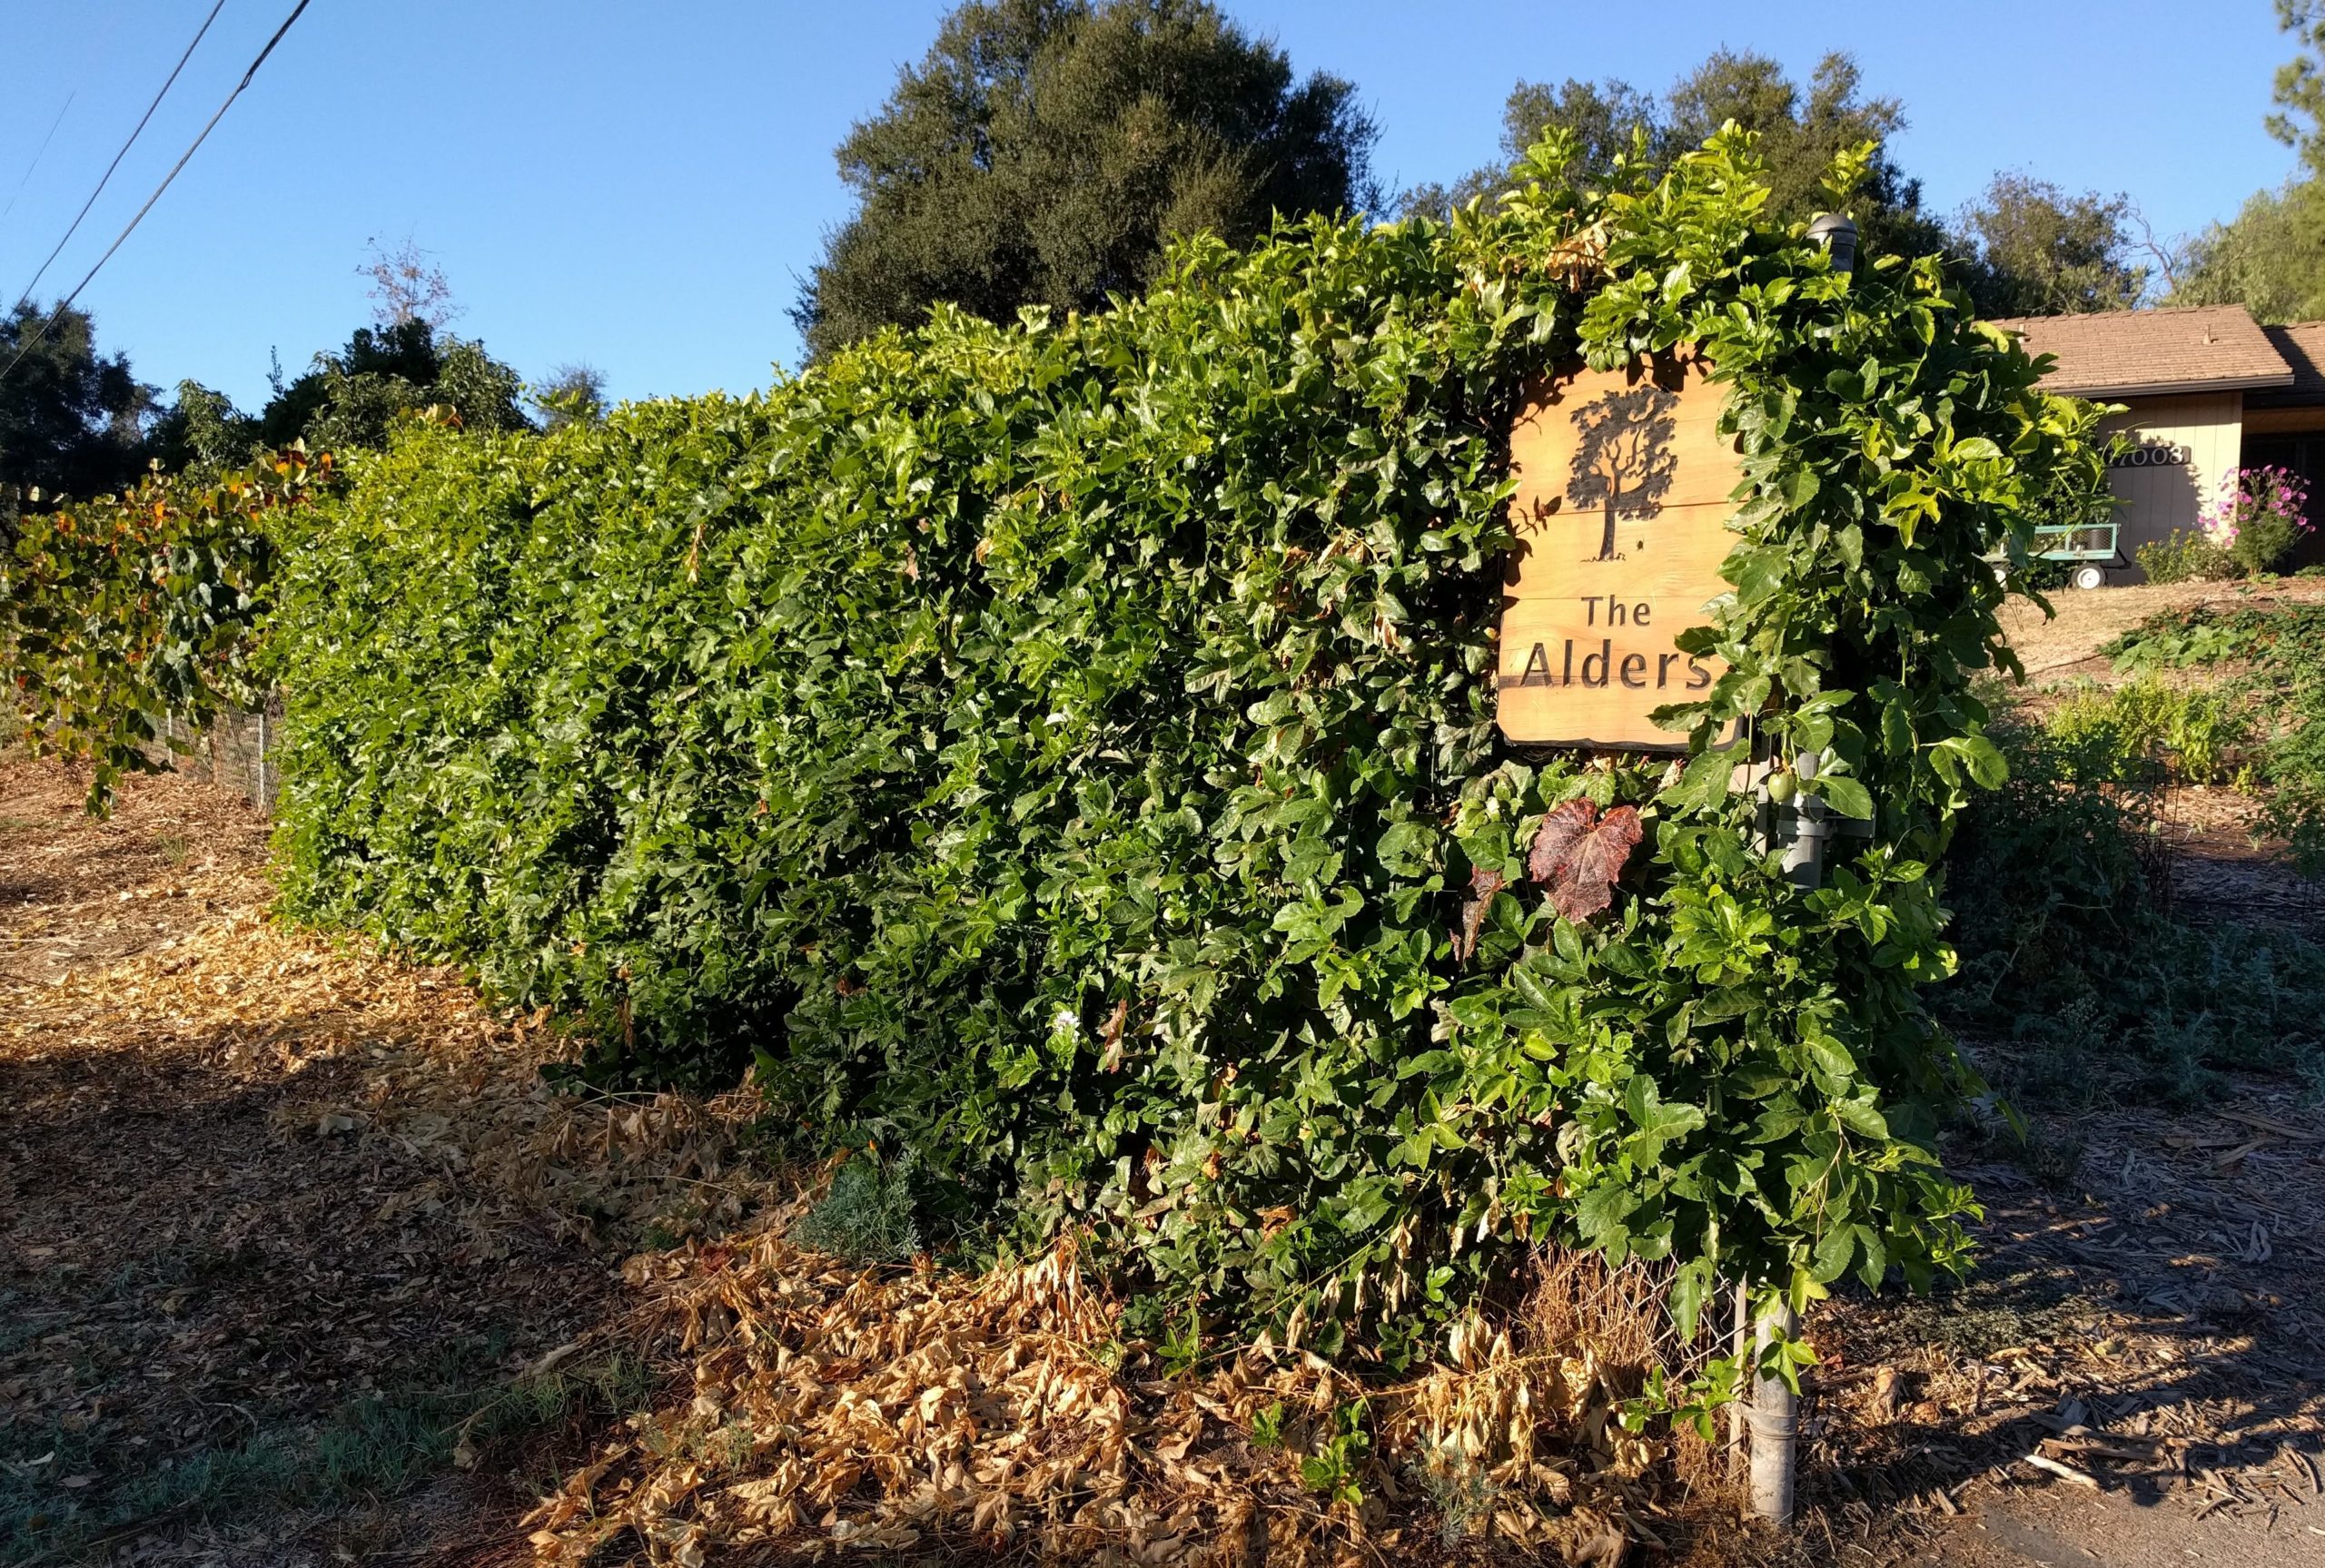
[793,0,1377,359]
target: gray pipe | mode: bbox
[1746,1301,1801,1523]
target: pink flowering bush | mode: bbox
[2201,465,2313,576]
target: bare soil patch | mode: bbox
[1792,1081,2325,1565]
[0,758,762,1565]
[1996,577,2325,687]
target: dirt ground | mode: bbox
[5,593,2324,1568]
[1798,1076,2325,1566]
[1994,576,2325,686]
[0,758,767,1565]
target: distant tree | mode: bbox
[1399,75,1658,219]
[1402,51,1947,262]
[1665,51,1950,261]
[2271,0,2325,175]
[794,0,1378,359]
[259,318,529,452]
[0,301,153,539]
[1954,174,2147,317]
[358,237,462,332]
[533,362,608,429]
[147,380,262,473]
[2173,180,2325,322]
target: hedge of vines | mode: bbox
[3,450,321,806]
[4,130,2109,1354]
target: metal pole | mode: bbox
[1726,1281,1750,1477]
[1742,212,1859,1529]
[1747,749,1826,1525]
[1747,1298,1802,1523]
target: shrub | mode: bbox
[1940,717,2325,1105]
[2041,676,2250,785]
[2107,603,2325,870]
[2135,528,2238,584]
[2201,464,2313,576]
[14,129,2112,1349]
[0,451,322,805]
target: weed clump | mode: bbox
[791,1154,925,1265]
[1943,661,2325,1106]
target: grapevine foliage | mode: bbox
[1,450,321,807]
[5,129,2110,1351]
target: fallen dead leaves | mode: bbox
[15,750,2319,1567]
[0,755,1723,1566]
[525,1236,1708,1568]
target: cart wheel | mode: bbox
[2070,563,2107,591]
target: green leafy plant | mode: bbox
[1942,713,2325,1105]
[2041,676,2251,785]
[1298,1400,1373,1507]
[1157,1314,1205,1377]
[5,127,2112,1364]
[0,449,322,808]
[2107,602,2325,869]
[2136,527,2238,584]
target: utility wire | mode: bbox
[0,94,77,234]
[1,0,309,389]
[11,0,229,310]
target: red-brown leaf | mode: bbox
[1454,864,1506,962]
[1527,800,1643,923]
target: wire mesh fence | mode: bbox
[152,693,282,814]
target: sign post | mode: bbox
[1494,217,1865,1531]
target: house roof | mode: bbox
[1992,305,2295,399]
[2255,322,2325,405]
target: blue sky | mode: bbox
[0,2,2308,412]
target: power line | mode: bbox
[10,0,229,310]
[0,94,77,234]
[0,0,310,390]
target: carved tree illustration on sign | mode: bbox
[1564,384,1678,560]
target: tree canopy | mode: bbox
[1953,174,2148,318]
[0,302,153,536]
[1406,54,2162,322]
[257,319,528,452]
[792,0,1378,360]
[1400,51,1948,264]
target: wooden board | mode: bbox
[1496,350,1741,750]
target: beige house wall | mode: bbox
[2097,393,2244,577]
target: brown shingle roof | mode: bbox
[2256,322,2325,403]
[1992,305,2294,399]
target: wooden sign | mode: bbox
[1496,350,1741,750]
